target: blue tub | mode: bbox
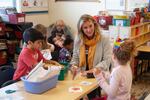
[21,75,58,94]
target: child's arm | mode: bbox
[93,68,121,98]
[47,42,55,52]
[22,52,38,68]
[101,71,111,81]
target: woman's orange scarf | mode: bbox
[79,32,100,69]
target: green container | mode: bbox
[58,62,69,81]
[58,69,65,80]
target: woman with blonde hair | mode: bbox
[71,14,112,99]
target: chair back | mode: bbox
[0,66,15,87]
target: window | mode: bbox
[0,0,16,7]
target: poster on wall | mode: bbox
[20,0,48,13]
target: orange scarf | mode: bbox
[79,32,100,69]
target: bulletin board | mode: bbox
[21,0,48,13]
[105,0,126,11]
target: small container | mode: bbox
[21,75,58,94]
[0,8,25,24]
[58,62,69,81]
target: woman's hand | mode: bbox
[81,69,94,77]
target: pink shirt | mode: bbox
[95,64,132,100]
[13,47,45,80]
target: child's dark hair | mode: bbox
[113,39,137,65]
[63,35,73,46]
[23,28,44,43]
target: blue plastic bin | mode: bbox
[21,75,58,94]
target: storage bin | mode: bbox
[9,13,25,24]
[58,62,69,81]
[21,74,58,94]
[0,7,25,24]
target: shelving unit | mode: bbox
[0,22,33,66]
[109,22,150,47]
[130,22,150,47]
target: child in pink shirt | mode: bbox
[93,39,137,100]
[13,28,60,81]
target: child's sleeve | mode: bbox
[37,49,46,62]
[22,52,37,68]
[102,71,111,82]
[95,69,121,98]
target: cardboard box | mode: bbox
[0,8,25,24]
[8,13,25,24]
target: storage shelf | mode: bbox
[130,31,150,39]
[130,22,150,28]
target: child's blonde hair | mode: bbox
[113,39,137,65]
[34,24,47,35]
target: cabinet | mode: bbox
[109,22,150,47]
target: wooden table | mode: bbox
[0,72,98,100]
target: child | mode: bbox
[93,38,137,100]
[34,24,55,52]
[58,36,73,63]
[13,28,60,81]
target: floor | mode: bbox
[131,72,150,100]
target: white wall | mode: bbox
[25,0,148,34]
[25,13,50,26]
[25,0,105,34]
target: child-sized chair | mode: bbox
[0,65,15,88]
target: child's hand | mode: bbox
[70,65,78,80]
[93,68,102,76]
[54,40,63,47]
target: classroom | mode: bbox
[0,0,150,100]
